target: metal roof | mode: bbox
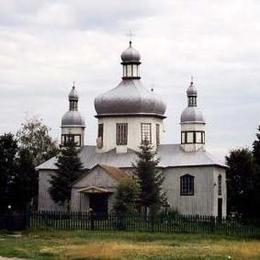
[36,144,227,171]
[61,110,85,127]
[94,79,166,118]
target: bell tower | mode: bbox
[180,80,206,152]
[61,85,85,147]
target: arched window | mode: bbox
[218,175,222,196]
[180,174,195,196]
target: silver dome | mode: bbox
[69,86,79,101]
[61,111,85,127]
[180,107,205,124]
[186,82,197,96]
[94,79,166,118]
[121,41,141,63]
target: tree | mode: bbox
[226,148,256,218]
[253,125,260,166]
[49,139,83,211]
[133,139,166,216]
[16,116,58,166]
[0,133,18,212]
[9,148,38,211]
[252,126,260,218]
[113,177,140,215]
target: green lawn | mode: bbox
[0,230,259,259]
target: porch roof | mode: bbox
[78,186,113,194]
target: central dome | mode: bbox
[94,80,166,118]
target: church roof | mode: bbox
[99,164,128,181]
[94,79,166,119]
[36,144,227,171]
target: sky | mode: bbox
[0,0,259,158]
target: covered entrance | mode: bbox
[79,186,112,216]
[89,193,109,216]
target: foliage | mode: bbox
[132,139,166,215]
[16,116,58,166]
[0,133,18,212]
[113,177,140,215]
[49,138,83,210]
[10,148,38,211]
[226,148,257,218]
[253,125,260,166]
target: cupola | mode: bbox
[61,85,85,147]
[94,42,166,119]
[180,80,206,152]
[121,41,141,79]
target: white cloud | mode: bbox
[0,0,259,158]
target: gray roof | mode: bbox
[61,111,85,127]
[121,41,141,63]
[94,79,166,118]
[180,107,205,124]
[69,86,79,101]
[36,144,227,170]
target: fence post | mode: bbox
[210,216,215,233]
[90,211,94,231]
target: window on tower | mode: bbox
[180,174,195,196]
[181,131,205,144]
[61,134,81,147]
[116,123,128,145]
[218,175,222,196]
[97,123,104,148]
[141,123,152,143]
[156,124,160,146]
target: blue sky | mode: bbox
[0,0,259,157]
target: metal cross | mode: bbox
[126,30,135,42]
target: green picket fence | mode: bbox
[29,211,260,236]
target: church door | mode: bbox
[89,193,109,217]
[217,198,223,220]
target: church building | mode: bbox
[37,41,227,217]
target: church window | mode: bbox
[132,64,138,77]
[181,132,185,144]
[141,123,152,143]
[98,124,104,140]
[127,64,132,77]
[186,132,194,143]
[196,132,202,143]
[116,123,128,145]
[218,175,222,196]
[61,134,81,147]
[180,174,194,196]
[156,124,160,146]
[202,132,205,144]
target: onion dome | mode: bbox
[95,41,166,118]
[180,81,205,124]
[68,86,79,101]
[94,80,166,118]
[121,41,141,63]
[61,86,85,127]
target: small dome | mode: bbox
[186,82,197,96]
[180,107,205,124]
[94,80,166,118]
[69,86,79,101]
[121,41,141,63]
[61,111,85,127]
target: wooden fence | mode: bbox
[28,211,260,236]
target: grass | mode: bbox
[0,230,260,259]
